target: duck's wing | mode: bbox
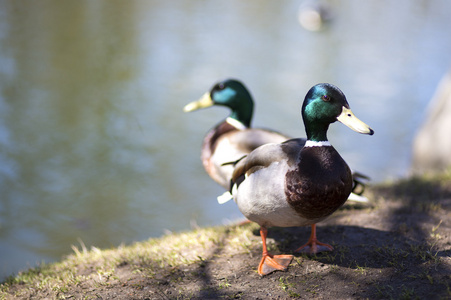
[231,138,306,187]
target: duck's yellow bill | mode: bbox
[337,107,374,135]
[183,92,214,112]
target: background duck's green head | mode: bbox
[183,79,254,127]
[302,83,374,141]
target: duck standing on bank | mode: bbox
[230,83,374,275]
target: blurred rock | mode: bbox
[412,69,451,174]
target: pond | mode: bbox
[1,0,451,280]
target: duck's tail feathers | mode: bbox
[347,192,368,203]
[351,171,370,196]
[217,191,233,204]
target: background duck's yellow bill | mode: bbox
[183,92,214,112]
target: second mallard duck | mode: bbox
[184,79,290,190]
[230,83,374,275]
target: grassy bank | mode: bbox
[1,172,451,299]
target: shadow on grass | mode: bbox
[254,223,451,299]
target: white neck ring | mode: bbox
[304,140,331,147]
[226,117,247,130]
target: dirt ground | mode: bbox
[2,176,451,299]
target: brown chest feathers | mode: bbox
[201,121,238,166]
[284,146,353,219]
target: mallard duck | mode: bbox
[183,79,291,190]
[230,83,374,275]
[184,79,370,203]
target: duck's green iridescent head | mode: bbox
[183,79,254,127]
[302,83,374,142]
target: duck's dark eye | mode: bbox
[321,95,330,102]
[215,83,226,91]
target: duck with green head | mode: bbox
[230,83,374,276]
[184,79,291,190]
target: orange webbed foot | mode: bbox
[257,226,293,276]
[295,224,334,254]
[294,240,333,254]
[258,253,293,276]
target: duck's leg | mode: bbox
[237,219,252,226]
[294,224,333,254]
[258,226,293,276]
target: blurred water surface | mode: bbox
[1,0,451,280]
